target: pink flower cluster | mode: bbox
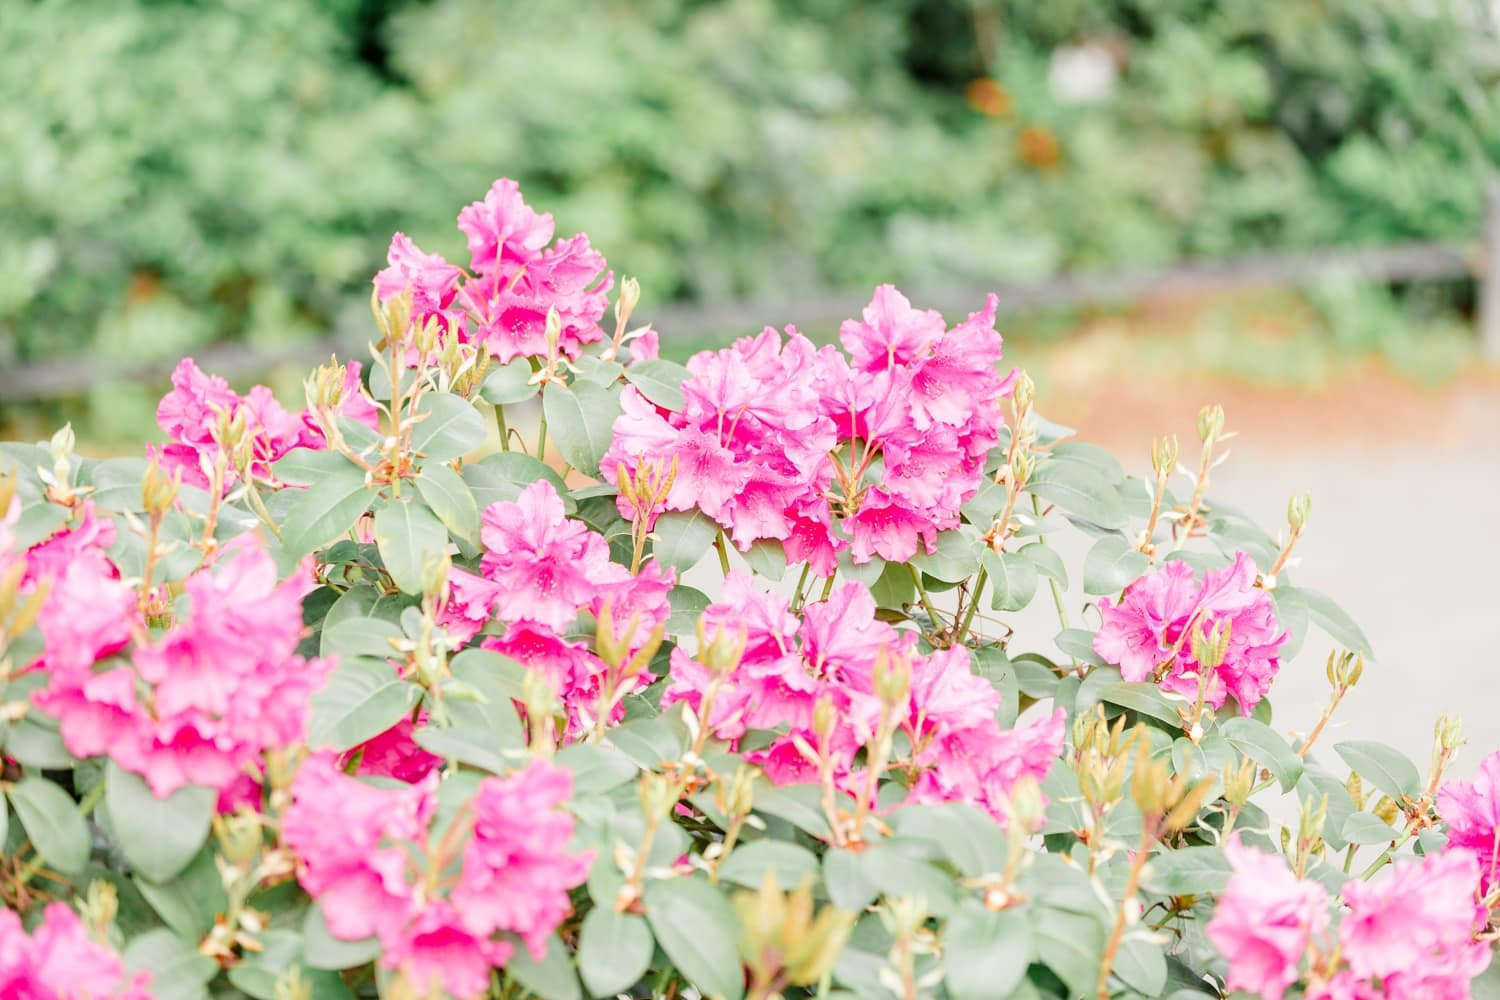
[1438,749,1500,899]
[436,480,674,740]
[662,573,1064,822]
[282,754,590,999]
[374,178,612,363]
[153,358,378,492]
[32,535,332,797]
[1092,551,1286,713]
[602,285,1013,570]
[1208,838,1491,1000]
[0,904,151,1000]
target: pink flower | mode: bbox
[343,715,444,784]
[284,755,588,1000]
[483,623,612,739]
[479,481,629,632]
[33,549,136,673]
[374,232,463,322]
[457,178,554,277]
[1339,851,1490,997]
[35,540,334,797]
[605,288,1009,572]
[153,358,378,492]
[0,903,152,1000]
[1093,551,1286,714]
[1206,838,1329,1000]
[451,761,592,958]
[1438,749,1500,898]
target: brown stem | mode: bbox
[1097,822,1158,1000]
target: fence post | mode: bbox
[1480,179,1500,363]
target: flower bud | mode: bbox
[544,306,562,358]
[1298,793,1328,847]
[274,968,313,1000]
[1196,404,1225,445]
[214,809,264,866]
[1327,650,1363,690]
[812,694,837,747]
[1151,435,1179,479]
[1221,756,1256,807]
[1009,449,1032,488]
[419,550,451,602]
[141,459,181,517]
[698,622,747,675]
[1346,771,1365,810]
[48,423,76,484]
[1002,775,1046,833]
[1287,492,1311,533]
[872,648,911,707]
[414,315,440,356]
[619,276,641,319]
[1190,618,1231,671]
[78,880,119,944]
[1436,712,1464,753]
[638,772,678,823]
[1012,371,1036,416]
[718,764,758,818]
[1373,795,1401,826]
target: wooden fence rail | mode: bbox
[4,204,1498,403]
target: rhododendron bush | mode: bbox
[3,180,1499,1000]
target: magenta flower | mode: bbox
[0,903,152,1000]
[457,178,555,277]
[1438,749,1500,898]
[1206,838,1329,1000]
[1340,850,1490,998]
[478,481,629,633]
[604,286,1009,574]
[373,232,463,324]
[283,755,588,999]
[1093,551,1286,714]
[35,540,333,797]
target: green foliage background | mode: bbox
[4,0,1497,371]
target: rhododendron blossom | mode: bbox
[435,480,673,737]
[283,754,589,998]
[1439,749,1500,898]
[32,539,332,796]
[153,358,378,492]
[371,178,612,364]
[0,904,152,1000]
[1207,838,1330,1000]
[1093,550,1286,713]
[602,285,1012,569]
[663,573,1062,821]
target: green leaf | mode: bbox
[414,726,516,773]
[912,527,981,583]
[450,647,529,702]
[1028,459,1127,529]
[463,451,567,508]
[625,359,691,411]
[1082,535,1149,595]
[280,465,370,557]
[227,929,353,1000]
[320,615,404,660]
[543,381,622,477]
[415,462,480,544]
[302,903,381,970]
[1034,905,1106,1000]
[374,498,448,594]
[104,762,214,883]
[134,848,226,938]
[578,907,654,998]
[1342,811,1403,845]
[1141,845,1232,895]
[123,929,216,1000]
[479,358,539,405]
[1099,681,1182,727]
[272,447,360,487]
[717,840,821,889]
[308,660,421,750]
[1113,934,1168,997]
[741,538,786,581]
[1300,587,1375,657]
[752,783,831,838]
[645,876,746,1000]
[1017,541,1067,587]
[944,899,1033,1000]
[887,802,1007,877]
[410,392,487,461]
[667,585,712,636]
[556,743,639,794]
[8,776,89,874]
[984,548,1038,612]
[652,509,719,574]
[1335,740,1422,802]
[1055,628,1106,666]
[1221,716,1304,792]
[507,933,581,1000]
[823,849,880,912]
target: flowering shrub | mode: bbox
[1,178,1497,1000]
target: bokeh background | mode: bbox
[4,0,1499,768]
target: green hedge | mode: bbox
[3,0,1497,373]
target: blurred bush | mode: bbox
[3,0,1498,373]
